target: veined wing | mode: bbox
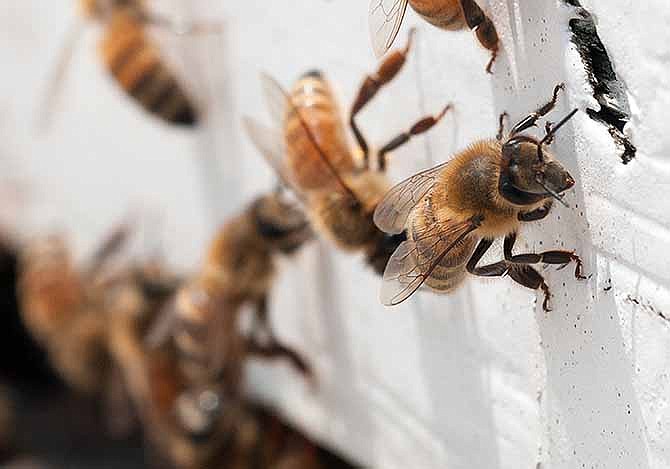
[373,161,450,235]
[258,72,359,201]
[369,0,410,58]
[380,216,482,306]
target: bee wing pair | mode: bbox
[368,0,410,58]
[375,162,481,306]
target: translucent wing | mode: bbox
[242,116,299,195]
[369,0,410,58]
[260,72,291,126]
[380,217,481,306]
[257,72,359,202]
[36,19,86,132]
[373,161,450,234]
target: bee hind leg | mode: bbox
[459,0,499,73]
[350,29,415,169]
[247,337,312,379]
[376,104,452,171]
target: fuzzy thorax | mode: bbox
[429,139,546,239]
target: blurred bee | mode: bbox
[373,84,585,310]
[136,192,313,468]
[165,192,314,387]
[368,0,499,73]
[17,224,131,392]
[244,30,449,275]
[40,1,222,128]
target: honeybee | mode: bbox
[41,1,221,128]
[373,84,586,310]
[244,31,449,276]
[16,224,131,392]
[369,0,499,73]
[163,192,314,388]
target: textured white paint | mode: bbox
[2,1,670,468]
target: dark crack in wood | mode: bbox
[564,0,636,164]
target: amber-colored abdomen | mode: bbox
[284,71,355,191]
[409,0,465,31]
[99,8,197,126]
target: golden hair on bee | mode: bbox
[375,84,585,310]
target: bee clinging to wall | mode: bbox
[40,1,222,129]
[245,30,450,275]
[369,0,499,73]
[165,192,314,387]
[374,84,585,310]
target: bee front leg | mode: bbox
[350,29,415,169]
[509,84,565,136]
[518,201,553,222]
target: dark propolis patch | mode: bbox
[564,0,636,164]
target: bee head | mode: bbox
[251,193,312,253]
[499,109,578,207]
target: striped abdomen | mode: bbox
[408,197,477,293]
[99,8,197,126]
[284,70,355,192]
[409,0,466,31]
[172,281,245,386]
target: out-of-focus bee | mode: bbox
[368,0,499,73]
[135,192,313,469]
[244,30,449,275]
[373,84,586,310]
[165,191,314,387]
[40,1,222,128]
[16,224,130,393]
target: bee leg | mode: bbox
[247,337,312,379]
[466,239,510,277]
[251,295,274,344]
[459,0,499,73]
[518,201,553,222]
[376,104,452,171]
[496,112,508,141]
[350,29,415,169]
[503,232,586,280]
[509,83,565,136]
[508,266,552,312]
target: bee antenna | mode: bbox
[539,108,579,148]
[536,177,569,208]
